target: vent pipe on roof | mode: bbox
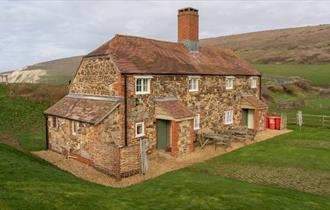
[178,7,199,52]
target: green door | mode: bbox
[156,120,170,149]
[242,109,248,127]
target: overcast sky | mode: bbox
[1,0,330,72]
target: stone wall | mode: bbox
[258,109,267,131]
[125,74,261,151]
[69,56,123,96]
[177,120,193,155]
[47,107,122,177]
[120,145,140,177]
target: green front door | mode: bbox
[242,109,248,127]
[156,120,170,149]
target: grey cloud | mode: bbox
[0,0,330,72]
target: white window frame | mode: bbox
[251,77,258,89]
[225,76,235,90]
[224,110,234,125]
[194,114,200,130]
[135,122,145,138]
[188,76,200,92]
[135,76,152,95]
[71,121,77,135]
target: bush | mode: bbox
[265,81,284,92]
[6,83,68,105]
[282,84,304,96]
[293,79,313,91]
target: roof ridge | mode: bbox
[114,34,185,46]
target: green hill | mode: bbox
[200,24,330,64]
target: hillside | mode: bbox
[200,24,330,64]
[1,24,330,85]
[1,56,82,85]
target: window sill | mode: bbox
[135,92,150,95]
[135,134,145,138]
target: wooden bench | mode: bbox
[197,131,231,151]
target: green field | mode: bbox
[1,127,330,209]
[0,85,47,151]
[2,84,330,209]
[254,64,330,86]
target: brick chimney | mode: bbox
[178,7,199,52]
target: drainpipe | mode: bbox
[124,74,128,147]
[259,75,262,100]
[44,114,49,150]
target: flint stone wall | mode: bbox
[126,75,262,152]
[177,120,193,155]
[47,108,124,177]
[69,56,122,96]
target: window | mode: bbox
[224,110,234,125]
[189,78,199,92]
[71,121,77,135]
[251,77,258,88]
[135,76,152,95]
[194,114,200,130]
[225,76,235,90]
[51,116,58,128]
[135,122,145,138]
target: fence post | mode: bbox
[322,115,325,128]
[297,111,303,130]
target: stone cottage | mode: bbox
[44,7,268,178]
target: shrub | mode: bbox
[265,81,284,92]
[6,83,68,105]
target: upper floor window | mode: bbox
[224,110,233,125]
[251,77,258,89]
[135,122,145,138]
[135,76,152,95]
[225,76,235,90]
[194,114,200,130]
[189,76,200,92]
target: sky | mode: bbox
[1,0,330,72]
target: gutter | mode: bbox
[124,74,128,146]
[44,114,49,150]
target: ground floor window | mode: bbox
[71,121,77,135]
[194,114,200,130]
[135,122,145,137]
[51,116,58,128]
[224,110,234,125]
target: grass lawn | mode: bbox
[254,64,330,86]
[0,85,47,151]
[1,128,330,210]
[1,84,330,209]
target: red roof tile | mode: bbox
[242,95,268,109]
[44,95,120,124]
[87,35,260,76]
[156,99,194,120]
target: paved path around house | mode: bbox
[33,129,291,188]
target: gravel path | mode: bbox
[33,129,291,188]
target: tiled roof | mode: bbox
[242,95,268,109]
[155,99,194,120]
[86,35,260,76]
[44,94,120,124]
